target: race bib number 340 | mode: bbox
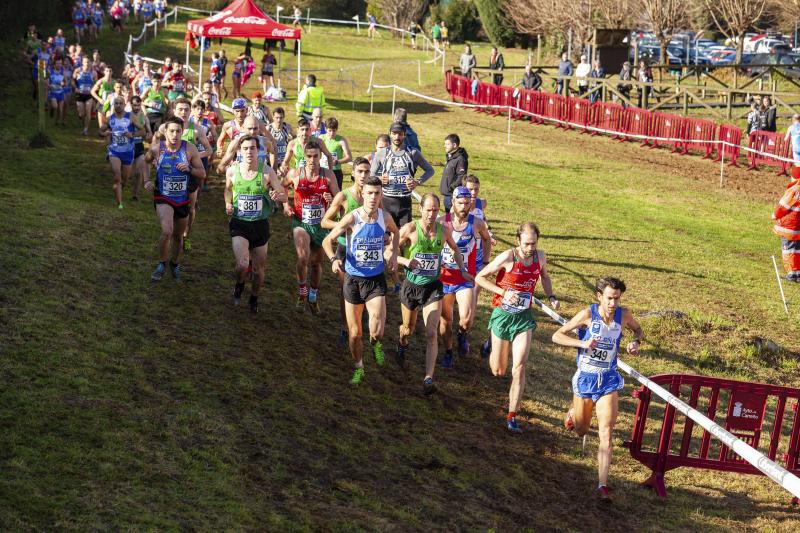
[302,203,323,224]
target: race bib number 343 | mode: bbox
[355,246,382,266]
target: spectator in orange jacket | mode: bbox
[773,166,800,282]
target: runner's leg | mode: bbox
[595,392,619,487]
[345,300,365,364]
[508,330,532,414]
[422,299,442,380]
[156,204,175,262]
[250,242,268,295]
[365,294,386,344]
[109,157,123,205]
[571,396,595,436]
[489,331,510,376]
[455,286,475,354]
[232,236,250,283]
[293,226,311,300]
[172,217,188,264]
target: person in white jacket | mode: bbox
[575,54,591,96]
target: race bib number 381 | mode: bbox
[237,194,263,218]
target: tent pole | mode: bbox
[199,36,205,91]
[297,39,301,94]
[185,40,190,73]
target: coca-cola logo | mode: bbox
[207,9,232,22]
[208,27,232,36]
[271,28,295,37]
[223,16,267,25]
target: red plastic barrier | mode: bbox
[593,102,627,139]
[648,112,686,152]
[475,82,501,113]
[568,97,595,133]
[682,118,717,158]
[747,130,791,176]
[497,85,517,117]
[624,373,800,500]
[542,93,567,127]
[716,124,743,167]
[624,107,653,146]
[521,89,545,124]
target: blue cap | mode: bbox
[232,97,247,110]
[453,186,471,199]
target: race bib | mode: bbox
[412,252,439,277]
[78,82,92,94]
[501,289,532,314]
[301,203,323,224]
[237,194,263,218]
[162,174,187,197]
[441,246,455,267]
[112,131,128,146]
[355,245,383,267]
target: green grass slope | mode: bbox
[1,12,800,530]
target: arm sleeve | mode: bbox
[370,148,384,177]
[414,151,435,183]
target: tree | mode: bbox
[474,0,517,47]
[639,0,686,71]
[370,0,429,32]
[704,0,767,62]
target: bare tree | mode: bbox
[704,0,767,62]
[639,0,686,71]
[373,0,429,33]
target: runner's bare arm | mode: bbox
[325,168,340,197]
[475,249,514,296]
[224,166,236,215]
[279,142,296,175]
[323,212,356,273]
[384,215,400,272]
[552,307,594,349]
[265,167,288,203]
[216,124,230,155]
[338,136,353,166]
[622,308,643,354]
[197,126,213,154]
[90,78,104,104]
[537,250,559,309]
[476,219,493,266]
[396,222,417,268]
[185,144,206,180]
[143,144,159,191]
[217,136,242,172]
[321,192,346,230]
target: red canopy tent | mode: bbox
[186,0,303,92]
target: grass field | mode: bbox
[3,10,800,530]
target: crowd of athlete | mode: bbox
[26,25,645,498]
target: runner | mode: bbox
[475,222,559,433]
[128,94,152,201]
[321,156,368,345]
[321,117,352,190]
[73,55,96,134]
[215,97,249,157]
[168,97,212,251]
[397,193,471,394]
[142,73,167,131]
[133,61,154,96]
[217,116,277,172]
[438,186,492,367]
[92,3,104,36]
[189,98,217,184]
[90,66,116,128]
[279,117,334,182]
[285,139,340,313]
[142,0,154,22]
[99,96,146,208]
[53,28,66,53]
[322,175,400,385]
[366,133,390,164]
[47,56,69,126]
[310,107,326,137]
[260,47,277,92]
[144,116,205,281]
[551,277,642,499]
[166,62,190,101]
[268,107,295,170]
[231,52,246,100]
[225,135,288,313]
[248,92,270,124]
[73,1,86,43]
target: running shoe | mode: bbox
[423,377,436,395]
[393,282,401,294]
[338,328,348,347]
[202,182,210,192]
[457,330,469,357]
[440,351,454,369]
[308,299,320,315]
[183,238,192,252]
[507,416,522,433]
[170,262,181,281]
[295,295,306,309]
[82,127,88,136]
[233,282,245,306]
[395,342,407,367]
[151,261,166,281]
[373,341,385,366]
[597,486,610,500]
[480,338,492,358]
[118,203,124,210]
[249,295,258,314]
[564,408,575,431]
[350,367,365,385]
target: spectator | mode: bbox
[408,22,421,50]
[440,133,468,211]
[489,46,505,86]
[575,54,591,95]
[460,44,476,78]
[589,59,605,103]
[431,21,441,49]
[556,52,573,95]
[617,61,632,105]
[295,73,325,119]
[761,96,777,132]
[773,165,800,282]
[393,108,421,153]
[746,102,762,135]
[521,64,542,91]
[637,59,653,107]
[784,113,800,164]
[441,21,449,49]
[367,13,378,39]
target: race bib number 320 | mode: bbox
[162,175,187,196]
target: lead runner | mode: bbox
[475,222,559,433]
[551,277,643,500]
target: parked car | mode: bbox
[742,53,800,78]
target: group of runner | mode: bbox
[26,21,645,496]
